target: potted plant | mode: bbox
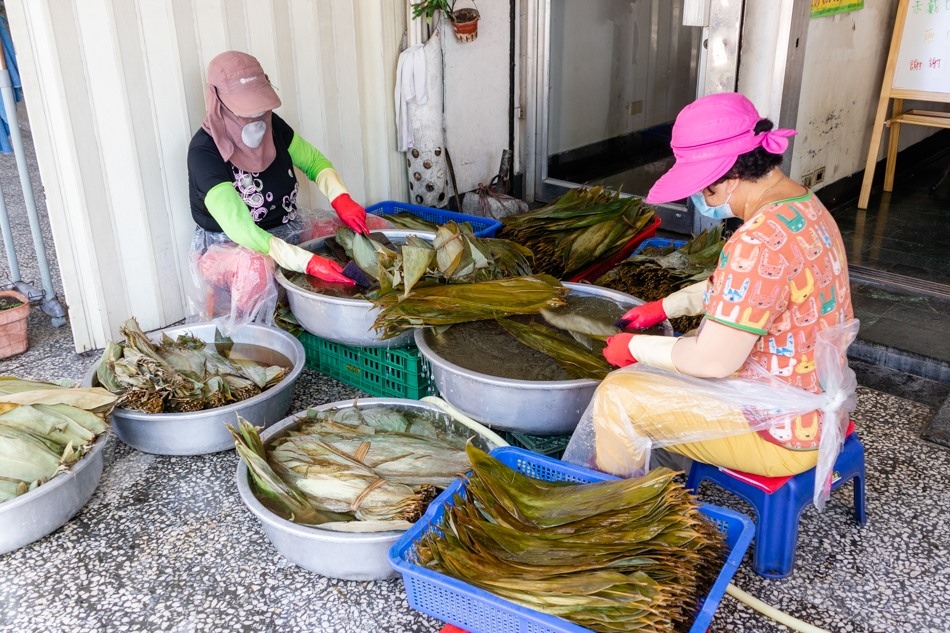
[0,289,30,359]
[411,0,480,43]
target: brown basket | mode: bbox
[0,290,30,359]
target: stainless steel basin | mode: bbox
[82,322,304,455]
[235,398,501,580]
[0,432,109,555]
[415,282,673,435]
[274,230,435,348]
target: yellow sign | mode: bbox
[811,0,864,18]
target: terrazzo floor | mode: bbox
[1,360,948,633]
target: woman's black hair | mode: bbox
[712,119,784,185]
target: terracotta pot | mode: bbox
[0,290,30,359]
[451,8,479,43]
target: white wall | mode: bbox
[442,0,512,193]
[793,2,947,186]
[5,0,408,351]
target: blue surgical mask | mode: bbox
[690,191,735,220]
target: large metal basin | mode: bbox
[415,282,673,436]
[0,432,109,555]
[275,230,436,348]
[82,322,304,456]
[236,398,501,581]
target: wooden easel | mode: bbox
[858,0,950,209]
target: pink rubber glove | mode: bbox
[603,333,638,367]
[306,254,355,285]
[615,300,667,330]
[331,194,369,235]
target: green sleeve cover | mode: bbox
[288,132,335,181]
[205,182,274,254]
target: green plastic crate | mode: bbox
[502,431,573,459]
[298,331,437,399]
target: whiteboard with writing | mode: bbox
[891,1,950,93]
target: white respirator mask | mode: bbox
[241,120,267,148]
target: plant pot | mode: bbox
[0,290,30,359]
[450,8,479,43]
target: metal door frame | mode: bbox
[522,0,767,234]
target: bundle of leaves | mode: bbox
[596,226,726,333]
[334,222,533,299]
[499,186,656,279]
[415,446,726,633]
[97,318,288,414]
[370,274,569,340]
[230,405,471,532]
[0,377,115,502]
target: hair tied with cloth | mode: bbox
[757,127,796,155]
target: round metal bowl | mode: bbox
[82,322,305,456]
[274,229,436,348]
[236,397,501,581]
[0,432,109,555]
[414,282,674,436]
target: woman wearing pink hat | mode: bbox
[588,93,855,479]
[187,51,369,331]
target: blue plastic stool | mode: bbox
[685,432,867,579]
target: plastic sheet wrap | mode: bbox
[188,229,278,335]
[563,319,859,509]
[299,207,394,242]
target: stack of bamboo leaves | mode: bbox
[499,186,656,279]
[596,226,726,333]
[415,446,725,633]
[335,222,533,298]
[97,318,288,414]
[370,274,569,340]
[230,404,472,533]
[0,377,115,502]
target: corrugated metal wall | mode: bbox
[5,0,407,351]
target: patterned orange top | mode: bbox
[703,192,853,450]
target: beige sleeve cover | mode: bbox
[315,168,349,203]
[660,279,708,318]
[267,236,312,274]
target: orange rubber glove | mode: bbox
[603,333,638,367]
[331,194,369,234]
[306,254,355,285]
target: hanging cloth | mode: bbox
[395,43,427,152]
[0,15,24,155]
[398,29,449,208]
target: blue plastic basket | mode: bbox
[389,447,755,633]
[366,201,503,238]
[630,236,688,256]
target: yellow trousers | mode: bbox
[592,370,818,478]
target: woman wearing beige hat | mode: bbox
[187,50,368,331]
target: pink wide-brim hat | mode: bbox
[646,93,796,204]
[207,51,281,117]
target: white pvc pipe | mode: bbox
[726,583,831,633]
[420,396,509,448]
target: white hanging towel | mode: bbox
[394,43,427,151]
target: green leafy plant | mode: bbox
[411,0,459,23]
